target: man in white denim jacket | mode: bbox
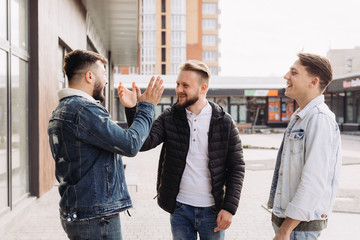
[268,53,342,240]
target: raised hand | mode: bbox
[117,82,137,108]
[136,76,165,106]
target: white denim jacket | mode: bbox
[273,95,342,221]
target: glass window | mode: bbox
[171,0,185,14]
[141,31,156,47]
[161,0,166,13]
[239,105,247,123]
[355,92,360,123]
[336,93,345,123]
[140,64,155,75]
[142,0,156,14]
[0,0,6,39]
[155,105,162,118]
[141,15,156,31]
[161,48,166,62]
[159,96,171,104]
[11,0,28,50]
[0,50,7,210]
[281,98,294,122]
[230,105,238,122]
[202,19,217,30]
[161,15,166,29]
[215,98,228,110]
[171,47,186,75]
[230,97,246,104]
[58,45,67,90]
[171,31,186,46]
[129,67,138,75]
[171,15,186,31]
[209,66,218,75]
[202,2,217,15]
[346,92,354,123]
[202,34,217,46]
[11,56,28,203]
[203,50,218,62]
[161,31,166,45]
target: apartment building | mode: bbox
[327,47,360,78]
[119,0,220,76]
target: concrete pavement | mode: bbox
[1,133,359,239]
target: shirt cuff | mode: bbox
[285,202,313,221]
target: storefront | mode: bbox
[326,73,360,131]
[113,75,295,128]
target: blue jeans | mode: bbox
[170,202,225,240]
[272,222,321,240]
[61,213,122,240]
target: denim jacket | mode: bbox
[268,95,342,222]
[48,88,154,221]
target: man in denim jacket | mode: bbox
[48,49,164,240]
[268,53,342,240]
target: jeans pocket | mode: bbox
[61,219,90,240]
[174,201,184,212]
[209,205,218,214]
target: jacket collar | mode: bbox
[57,88,99,104]
[295,95,324,119]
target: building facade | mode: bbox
[120,0,220,76]
[113,75,294,128]
[327,47,360,78]
[0,0,138,230]
[325,73,360,130]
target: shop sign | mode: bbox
[343,78,360,88]
[245,89,278,96]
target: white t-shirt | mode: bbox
[176,102,215,207]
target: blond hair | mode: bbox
[179,60,210,86]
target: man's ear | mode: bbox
[85,71,93,84]
[310,76,320,88]
[201,83,208,94]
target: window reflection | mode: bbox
[11,56,28,203]
[11,0,27,50]
[0,0,6,39]
[0,50,7,210]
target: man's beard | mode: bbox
[176,94,199,108]
[93,80,105,102]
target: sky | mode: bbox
[218,0,360,77]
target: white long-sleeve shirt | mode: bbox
[273,95,342,221]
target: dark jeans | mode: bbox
[61,213,122,240]
[170,201,225,240]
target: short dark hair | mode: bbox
[297,53,333,90]
[63,49,108,82]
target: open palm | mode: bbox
[117,82,137,108]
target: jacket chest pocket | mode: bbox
[289,130,305,154]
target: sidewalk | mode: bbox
[1,133,359,240]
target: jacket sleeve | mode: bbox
[140,110,166,151]
[125,105,137,127]
[126,104,167,151]
[77,102,154,157]
[223,118,245,215]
